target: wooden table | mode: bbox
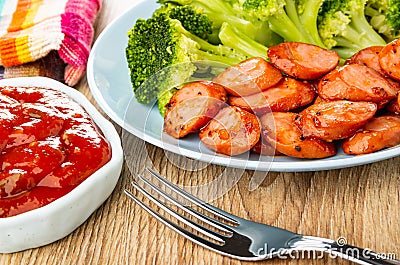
[1,1,399,264]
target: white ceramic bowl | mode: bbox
[0,77,124,253]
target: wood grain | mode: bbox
[1,1,399,264]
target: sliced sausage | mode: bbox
[386,98,400,114]
[212,57,282,96]
[251,137,281,156]
[398,93,400,111]
[164,81,227,138]
[297,100,377,141]
[343,115,400,155]
[346,45,400,92]
[267,42,340,80]
[345,46,384,72]
[313,96,329,104]
[317,69,350,100]
[379,38,400,81]
[0,137,66,198]
[228,77,316,115]
[340,64,398,101]
[318,64,398,104]
[199,106,260,156]
[260,112,336,158]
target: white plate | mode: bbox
[87,0,400,172]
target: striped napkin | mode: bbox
[0,0,101,86]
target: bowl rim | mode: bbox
[0,76,124,251]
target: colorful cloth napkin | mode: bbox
[0,0,101,86]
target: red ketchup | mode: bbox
[0,86,112,218]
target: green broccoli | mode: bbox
[157,0,282,46]
[218,22,269,59]
[125,10,246,115]
[291,0,326,48]
[236,0,326,47]
[157,87,178,117]
[155,3,213,40]
[365,0,400,42]
[318,0,387,59]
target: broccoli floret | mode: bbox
[156,4,213,40]
[126,11,246,114]
[236,0,326,47]
[158,0,279,46]
[157,87,178,117]
[318,0,387,59]
[365,0,400,42]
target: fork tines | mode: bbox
[124,167,238,249]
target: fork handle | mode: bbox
[287,236,400,265]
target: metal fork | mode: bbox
[124,168,400,265]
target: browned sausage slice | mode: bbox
[313,96,329,105]
[318,64,398,103]
[346,45,400,92]
[212,57,282,96]
[251,137,281,156]
[228,77,316,115]
[199,106,260,156]
[379,38,400,81]
[343,115,400,155]
[260,112,336,158]
[164,81,227,138]
[267,42,340,80]
[398,92,400,111]
[297,100,377,141]
[317,69,351,100]
[345,46,384,72]
[341,64,398,98]
[386,98,400,114]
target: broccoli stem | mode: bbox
[365,5,382,17]
[285,0,303,30]
[218,22,268,59]
[206,12,270,44]
[334,36,364,50]
[337,26,365,45]
[195,49,242,65]
[350,10,387,45]
[332,47,360,60]
[177,22,245,62]
[332,21,385,57]
[162,0,274,45]
[334,23,384,51]
[268,13,312,44]
[298,0,326,48]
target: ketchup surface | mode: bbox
[0,86,112,218]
